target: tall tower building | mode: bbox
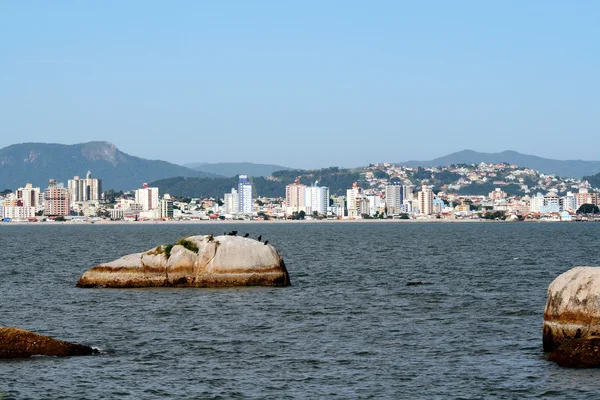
[346,182,362,218]
[68,171,102,203]
[305,182,329,216]
[418,185,434,215]
[385,183,403,215]
[238,175,253,214]
[44,179,70,217]
[285,178,307,216]
[223,188,239,214]
[17,183,42,211]
[135,183,160,211]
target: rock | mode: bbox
[548,338,600,368]
[406,281,425,286]
[0,326,98,359]
[543,266,600,352]
[77,235,291,288]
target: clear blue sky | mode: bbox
[1,1,598,168]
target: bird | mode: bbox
[207,234,214,242]
[229,230,238,236]
[263,240,269,246]
[243,233,249,238]
[257,235,262,242]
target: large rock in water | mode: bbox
[77,235,291,288]
[543,266,600,353]
[0,326,97,359]
[548,338,600,368]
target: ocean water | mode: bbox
[1,222,600,399]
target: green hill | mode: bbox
[399,150,600,178]
[184,162,291,177]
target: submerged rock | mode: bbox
[543,266,600,352]
[77,235,291,288]
[548,338,600,368]
[0,326,97,359]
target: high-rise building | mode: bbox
[418,185,434,215]
[135,183,159,211]
[223,188,239,214]
[160,194,174,219]
[385,183,403,215]
[285,178,306,216]
[304,182,329,216]
[562,192,577,212]
[16,183,42,211]
[238,175,253,214]
[346,182,362,218]
[44,179,70,217]
[68,171,102,204]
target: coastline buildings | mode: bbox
[305,182,329,216]
[68,171,102,204]
[160,193,174,219]
[135,183,159,211]
[346,182,363,218]
[385,183,403,215]
[418,185,434,215]
[16,183,42,212]
[238,175,253,214]
[44,179,70,217]
[223,188,239,215]
[285,178,306,216]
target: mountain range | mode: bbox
[2,142,600,193]
[0,142,219,191]
[398,150,600,178]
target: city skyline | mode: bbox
[1,2,599,168]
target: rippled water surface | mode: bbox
[2,222,600,399]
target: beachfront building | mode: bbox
[44,179,70,217]
[562,192,577,212]
[529,193,544,213]
[16,183,43,212]
[385,183,403,215]
[68,171,102,204]
[238,175,253,214]
[346,182,362,218]
[285,178,307,216]
[223,188,239,215]
[135,183,159,211]
[160,194,174,219]
[418,185,434,215]
[305,182,329,216]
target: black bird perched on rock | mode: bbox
[263,240,268,246]
[257,235,262,242]
[243,233,249,238]
[231,230,238,236]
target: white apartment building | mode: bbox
[135,184,159,211]
[346,182,362,218]
[223,188,239,214]
[305,183,329,216]
[16,184,43,212]
[238,175,253,214]
[366,193,381,216]
[68,171,102,204]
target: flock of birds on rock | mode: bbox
[207,231,269,245]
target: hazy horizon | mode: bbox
[1,2,598,169]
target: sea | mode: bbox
[1,221,600,399]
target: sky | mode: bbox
[1,1,598,169]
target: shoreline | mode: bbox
[0,218,589,226]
